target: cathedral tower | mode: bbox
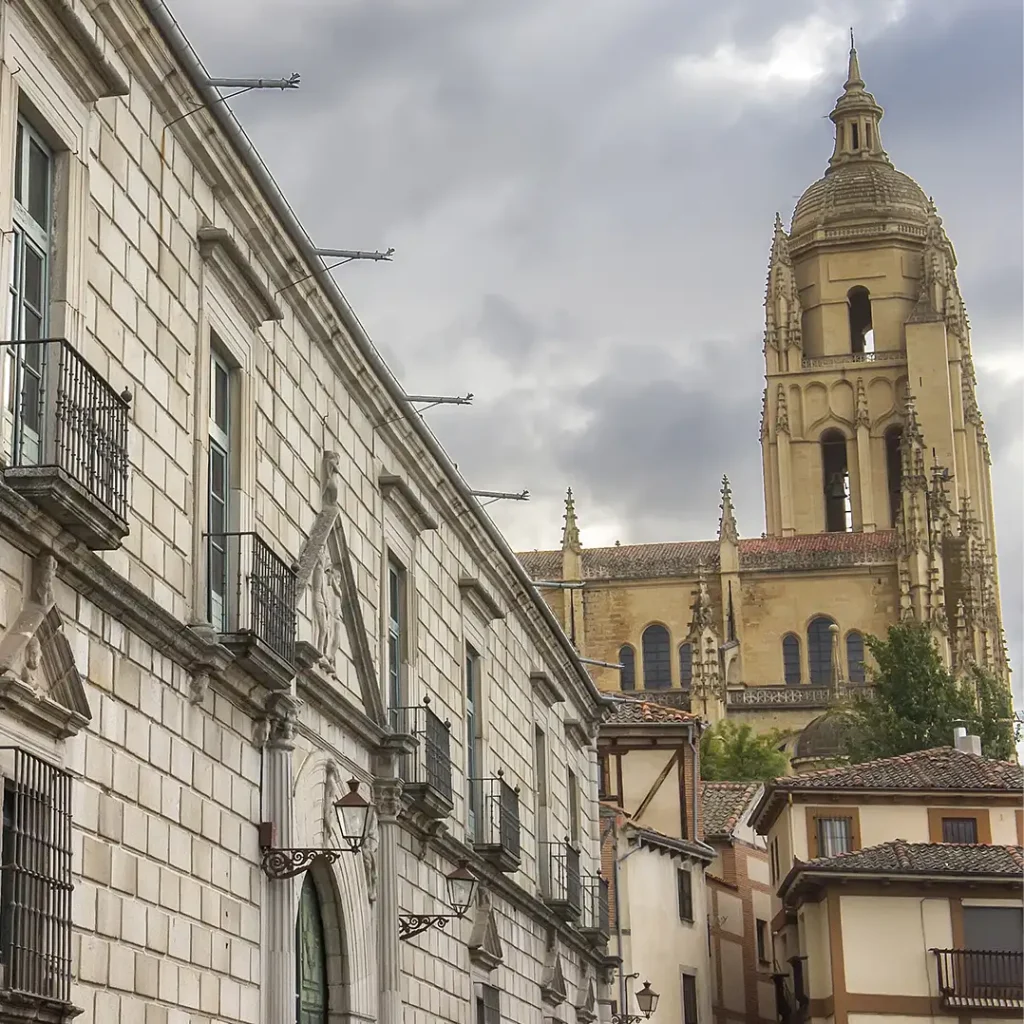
[760,37,1006,680]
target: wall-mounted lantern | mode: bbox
[399,860,480,940]
[260,779,371,880]
[612,973,660,1023]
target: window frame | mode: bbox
[386,556,407,715]
[820,428,852,533]
[806,806,861,859]
[806,616,836,686]
[619,644,636,691]
[927,807,990,845]
[769,837,780,885]
[681,971,699,1024]
[465,643,483,835]
[567,767,580,846]
[641,623,672,690]
[677,866,694,923]
[845,630,865,684]
[475,982,501,1024]
[756,918,770,964]
[782,633,801,686]
[678,642,693,689]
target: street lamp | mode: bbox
[612,974,660,1023]
[399,860,480,940]
[260,778,372,880]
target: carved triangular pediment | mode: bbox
[541,947,568,1007]
[0,568,91,740]
[468,890,504,971]
[575,976,597,1023]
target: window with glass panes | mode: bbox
[466,645,482,835]
[782,634,801,685]
[807,617,835,685]
[207,349,231,632]
[619,645,635,691]
[678,642,693,688]
[814,815,854,857]
[682,973,699,1024]
[642,624,671,689]
[846,631,865,683]
[941,817,978,843]
[387,560,404,715]
[677,867,693,921]
[6,118,52,468]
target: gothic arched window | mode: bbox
[846,631,865,684]
[641,625,671,690]
[807,617,836,685]
[848,286,872,353]
[821,429,852,533]
[782,634,801,686]
[296,874,328,1024]
[619,645,636,692]
[885,426,903,528]
[678,643,693,689]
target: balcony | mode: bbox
[541,840,581,922]
[391,699,453,820]
[578,874,610,946]
[1,338,130,549]
[932,949,1023,1010]
[469,773,521,872]
[207,531,297,689]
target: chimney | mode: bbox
[953,727,982,756]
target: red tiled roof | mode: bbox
[606,698,699,725]
[516,531,898,581]
[780,841,1024,900]
[702,782,761,839]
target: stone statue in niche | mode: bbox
[322,451,342,508]
[312,556,331,657]
[21,636,42,693]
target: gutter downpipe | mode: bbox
[688,721,701,844]
[138,0,612,719]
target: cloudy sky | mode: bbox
[169,0,1023,702]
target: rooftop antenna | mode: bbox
[578,656,624,670]
[165,72,301,129]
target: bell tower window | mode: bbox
[885,426,903,528]
[821,429,852,533]
[864,122,871,147]
[850,122,860,150]
[847,287,872,354]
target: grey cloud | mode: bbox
[170,0,1023,694]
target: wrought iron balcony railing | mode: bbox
[1,338,131,548]
[578,874,610,944]
[469,773,521,872]
[932,949,1024,1009]
[541,840,581,921]
[206,531,297,686]
[391,699,453,819]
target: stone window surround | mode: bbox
[805,805,862,859]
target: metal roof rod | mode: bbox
[578,657,624,670]
[533,581,584,590]
[469,490,529,502]
[314,247,395,262]
[406,394,473,406]
[207,75,301,90]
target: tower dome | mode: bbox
[789,34,930,252]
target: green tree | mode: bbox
[700,719,790,782]
[843,622,1018,763]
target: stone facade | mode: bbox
[0,3,613,1024]
[517,42,1010,753]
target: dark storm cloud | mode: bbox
[168,0,1023,697]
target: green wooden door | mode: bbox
[296,874,328,1024]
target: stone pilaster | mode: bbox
[262,691,302,1024]
[373,771,405,1024]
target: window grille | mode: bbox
[0,748,73,1003]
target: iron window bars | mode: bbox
[579,874,610,942]
[932,949,1024,1009]
[0,748,73,1004]
[1,338,131,520]
[468,772,521,871]
[390,699,453,812]
[542,839,581,920]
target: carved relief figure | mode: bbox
[361,808,379,903]
[322,451,342,508]
[312,556,331,657]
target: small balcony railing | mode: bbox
[1,338,131,548]
[932,949,1024,1009]
[469,773,521,872]
[578,874,610,944]
[206,531,297,685]
[541,840,581,921]
[391,699,453,818]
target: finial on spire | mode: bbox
[561,487,581,552]
[718,475,738,545]
[845,28,864,90]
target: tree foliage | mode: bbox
[842,622,1018,763]
[700,719,790,782]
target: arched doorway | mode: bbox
[296,873,328,1024]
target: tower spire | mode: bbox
[718,476,738,545]
[561,487,581,553]
[827,33,888,171]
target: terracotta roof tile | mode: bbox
[701,782,761,839]
[768,746,1023,793]
[782,841,1024,896]
[606,698,698,725]
[516,531,898,582]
